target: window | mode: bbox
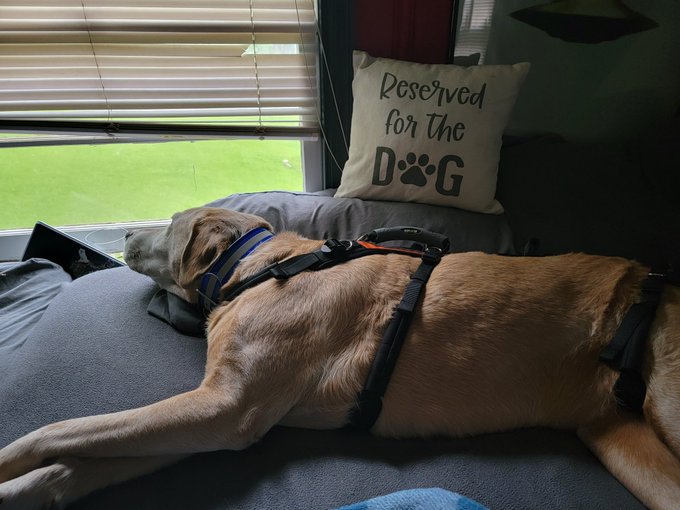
[0,0,320,259]
[454,0,495,64]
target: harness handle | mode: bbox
[360,226,450,253]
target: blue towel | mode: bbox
[336,488,488,510]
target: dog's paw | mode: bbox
[0,463,73,510]
[0,450,36,485]
[0,430,50,484]
[0,476,56,510]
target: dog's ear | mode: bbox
[178,217,239,289]
[176,210,273,291]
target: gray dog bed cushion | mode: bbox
[208,190,515,255]
[0,266,645,509]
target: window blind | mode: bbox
[0,0,319,146]
[454,0,494,64]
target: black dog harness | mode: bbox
[599,272,666,413]
[200,226,450,430]
[196,226,664,426]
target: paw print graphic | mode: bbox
[398,153,437,187]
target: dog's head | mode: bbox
[124,207,272,302]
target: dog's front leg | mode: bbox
[578,412,680,510]
[0,384,270,486]
[0,454,184,510]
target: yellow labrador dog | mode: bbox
[1,206,679,510]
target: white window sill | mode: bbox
[0,220,170,262]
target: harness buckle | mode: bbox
[421,246,443,265]
[322,239,353,254]
[641,273,665,296]
[270,264,288,280]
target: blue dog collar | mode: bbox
[197,227,274,311]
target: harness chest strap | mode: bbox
[347,247,442,430]
[599,273,666,413]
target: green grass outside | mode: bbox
[0,139,303,229]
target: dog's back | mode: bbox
[237,245,649,437]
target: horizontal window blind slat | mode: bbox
[0,32,313,45]
[1,68,315,81]
[1,1,298,9]
[0,53,316,67]
[1,99,315,112]
[0,20,315,33]
[0,78,313,91]
[0,55,309,67]
[0,44,313,63]
[0,53,311,66]
[2,7,315,22]
[0,60,315,72]
[2,88,314,101]
[3,107,317,118]
[0,127,319,149]
[0,81,317,96]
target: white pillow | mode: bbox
[335,51,530,214]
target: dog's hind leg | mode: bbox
[578,412,680,510]
[0,455,184,510]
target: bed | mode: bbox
[2,130,678,509]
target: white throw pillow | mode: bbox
[335,51,530,214]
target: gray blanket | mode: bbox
[0,258,71,355]
[0,267,644,509]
